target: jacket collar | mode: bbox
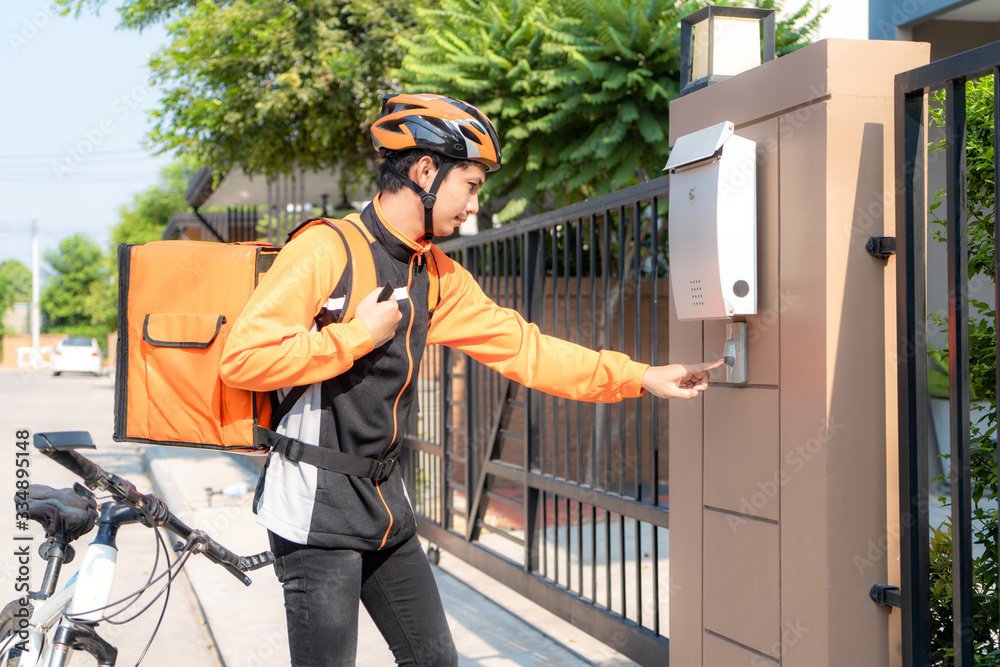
[363,195,432,263]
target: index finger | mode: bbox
[691,359,726,372]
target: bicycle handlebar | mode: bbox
[37,439,274,586]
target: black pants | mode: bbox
[268,531,458,667]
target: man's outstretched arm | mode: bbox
[429,251,726,402]
[640,359,726,399]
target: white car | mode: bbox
[52,337,104,376]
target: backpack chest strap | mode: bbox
[254,426,397,483]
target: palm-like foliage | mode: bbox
[398,0,823,220]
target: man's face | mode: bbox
[429,163,487,237]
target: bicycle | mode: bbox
[0,431,274,667]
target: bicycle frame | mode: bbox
[2,432,275,667]
[0,571,77,662]
[16,572,80,667]
[2,503,134,667]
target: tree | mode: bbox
[111,158,195,246]
[397,0,822,221]
[40,235,115,338]
[413,0,822,218]
[60,0,820,221]
[926,75,999,666]
[59,0,198,30]
[0,260,31,305]
[0,260,32,336]
[73,157,199,340]
[58,0,423,187]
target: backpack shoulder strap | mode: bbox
[284,214,377,322]
[268,214,376,430]
[325,214,377,321]
[331,210,441,317]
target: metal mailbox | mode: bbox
[664,120,757,320]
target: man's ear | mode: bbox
[409,155,437,190]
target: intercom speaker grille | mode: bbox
[689,279,704,306]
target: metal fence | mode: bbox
[401,177,673,666]
[163,207,261,242]
[893,40,1000,667]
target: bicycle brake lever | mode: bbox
[187,530,253,586]
[178,541,253,586]
[218,560,252,587]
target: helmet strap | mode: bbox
[381,156,455,241]
[422,160,454,240]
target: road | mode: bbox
[0,369,222,667]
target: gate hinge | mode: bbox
[866,236,896,259]
[869,584,901,608]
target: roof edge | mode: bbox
[186,167,221,208]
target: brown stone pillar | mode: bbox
[667,39,929,667]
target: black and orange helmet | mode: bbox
[372,93,502,172]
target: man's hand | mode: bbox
[354,287,402,347]
[640,359,726,399]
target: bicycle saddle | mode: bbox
[22,485,98,540]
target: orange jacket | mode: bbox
[219,199,648,549]
[219,216,648,401]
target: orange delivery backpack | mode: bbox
[113,214,416,455]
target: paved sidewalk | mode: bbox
[139,446,640,667]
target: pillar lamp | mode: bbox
[679,6,776,97]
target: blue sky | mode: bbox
[0,0,172,269]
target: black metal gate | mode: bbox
[893,40,1000,667]
[402,177,672,666]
